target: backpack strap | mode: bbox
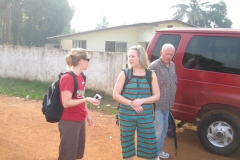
[116,69,132,125]
[170,111,178,156]
[145,68,156,120]
[116,68,154,125]
[145,68,152,95]
[166,111,178,156]
[81,72,86,83]
[65,71,78,98]
[121,68,133,94]
[121,68,152,95]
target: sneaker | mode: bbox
[157,156,161,160]
[159,151,169,159]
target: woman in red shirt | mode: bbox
[58,48,100,160]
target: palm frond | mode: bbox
[170,4,189,9]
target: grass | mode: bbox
[0,77,118,115]
[0,77,197,131]
[0,77,50,100]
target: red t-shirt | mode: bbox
[59,73,86,121]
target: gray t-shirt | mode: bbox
[149,58,177,110]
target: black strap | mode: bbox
[174,136,178,156]
[145,68,152,94]
[116,69,153,125]
[116,115,119,125]
[64,71,78,98]
[122,69,152,93]
[81,72,86,83]
[121,69,133,94]
[170,111,178,156]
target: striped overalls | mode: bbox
[118,69,157,159]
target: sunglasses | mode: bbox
[83,58,90,62]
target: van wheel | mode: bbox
[197,110,240,155]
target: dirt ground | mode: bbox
[0,95,239,160]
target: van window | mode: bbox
[182,36,240,75]
[151,35,180,62]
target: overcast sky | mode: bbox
[68,0,240,31]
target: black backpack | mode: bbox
[42,71,85,123]
[116,68,152,125]
[167,111,178,156]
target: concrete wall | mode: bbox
[0,45,127,95]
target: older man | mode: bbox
[149,43,177,160]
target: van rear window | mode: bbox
[182,36,240,75]
[151,35,180,62]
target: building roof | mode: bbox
[47,19,196,41]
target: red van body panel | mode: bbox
[147,28,240,122]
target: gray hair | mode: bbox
[162,43,175,52]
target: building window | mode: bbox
[168,25,173,28]
[73,40,87,49]
[105,41,127,52]
[182,36,240,74]
[54,44,60,48]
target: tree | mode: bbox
[95,16,109,29]
[170,0,232,28]
[22,0,75,46]
[70,28,80,34]
[170,0,210,27]
[3,0,74,46]
[0,1,11,44]
[0,3,6,44]
[206,1,232,28]
[7,0,23,45]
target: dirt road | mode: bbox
[0,95,239,160]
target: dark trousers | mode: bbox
[58,120,86,160]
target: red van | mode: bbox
[146,28,240,155]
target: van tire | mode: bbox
[197,110,240,155]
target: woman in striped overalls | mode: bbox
[113,45,160,160]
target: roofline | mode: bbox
[155,28,240,33]
[148,19,197,27]
[47,19,196,40]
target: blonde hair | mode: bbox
[65,48,88,69]
[128,45,149,69]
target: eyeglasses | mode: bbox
[83,58,90,62]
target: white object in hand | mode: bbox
[94,94,102,100]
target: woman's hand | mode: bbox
[131,99,144,107]
[85,97,101,106]
[130,100,144,113]
[132,105,144,113]
[86,115,93,126]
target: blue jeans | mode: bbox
[154,110,169,155]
